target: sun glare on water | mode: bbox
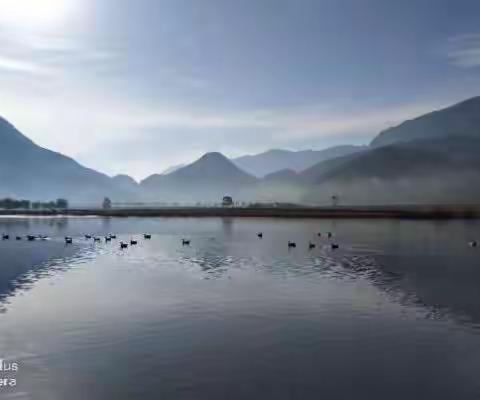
[0,0,76,30]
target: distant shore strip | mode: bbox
[1,205,480,219]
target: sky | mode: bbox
[0,0,479,180]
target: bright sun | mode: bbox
[0,0,75,30]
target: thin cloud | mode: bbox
[446,33,480,68]
[0,55,52,75]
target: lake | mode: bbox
[0,217,480,399]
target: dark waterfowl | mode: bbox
[288,241,296,248]
[257,232,263,238]
[27,235,36,241]
[308,241,316,249]
[105,236,112,242]
[182,239,191,245]
[130,239,138,245]
[109,234,117,239]
[93,237,101,242]
[120,242,128,249]
[2,234,9,240]
[331,243,339,249]
[469,241,478,247]
[65,237,73,244]
[144,234,152,239]
[16,236,22,241]
[85,234,92,239]
[327,232,333,239]
[317,232,322,237]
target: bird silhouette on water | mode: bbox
[469,241,478,248]
[309,241,316,249]
[144,234,152,239]
[257,232,263,238]
[65,237,73,244]
[182,239,191,245]
[288,241,296,248]
[120,242,128,249]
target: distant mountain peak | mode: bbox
[177,151,254,179]
[198,152,229,162]
[140,151,256,201]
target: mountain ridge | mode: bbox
[0,117,136,203]
[371,96,480,147]
[232,145,365,177]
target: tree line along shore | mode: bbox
[1,205,480,219]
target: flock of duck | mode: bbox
[2,233,51,242]
[257,231,340,250]
[2,232,477,249]
[1,232,193,249]
[3,231,334,250]
[64,233,191,249]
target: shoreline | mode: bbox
[1,205,480,219]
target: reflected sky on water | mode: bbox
[1,217,480,399]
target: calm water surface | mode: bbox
[0,217,480,399]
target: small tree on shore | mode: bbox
[331,195,339,207]
[56,198,69,209]
[102,197,112,209]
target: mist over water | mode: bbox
[1,217,480,399]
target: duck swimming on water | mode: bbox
[182,239,191,245]
[309,241,316,249]
[257,232,263,238]
[288,241,296,248]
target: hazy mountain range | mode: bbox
[1,96,480,205]
[231,146,365,177]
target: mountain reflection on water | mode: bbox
[1,217,480,399]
